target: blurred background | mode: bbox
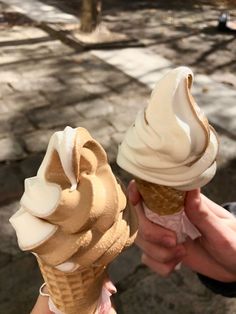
[0,0,236,313]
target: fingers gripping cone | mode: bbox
[135,179,190,243]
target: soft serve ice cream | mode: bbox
[117,66,218,191]
[117,66,219,243]
[10,126,137,314]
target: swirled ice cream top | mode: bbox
[117,66,218,190]
[10,127,137,272]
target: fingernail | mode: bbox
[161,236,176,248]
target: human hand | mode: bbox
[182,189,236,282]
[128,180,186,277]
[128,180,236,282]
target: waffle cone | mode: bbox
[37,258,106,314]
[135,178,186,216]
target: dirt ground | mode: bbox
[42,0,236,83]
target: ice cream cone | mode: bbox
[116,67,218,242]
[37,257,106,314]
[10,126,138,314]
[135,178,186,216]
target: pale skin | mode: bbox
[128,180,236,283]
[31,296,53,314]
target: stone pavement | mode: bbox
[0,1,236,313]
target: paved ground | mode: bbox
[0,1,236,313]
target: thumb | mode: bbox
[128,180,177,245]
[184,189,228,244]
[127,180,141,206]
[184,189,201,218]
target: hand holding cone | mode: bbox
[117,67,219,243]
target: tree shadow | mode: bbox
[190,34,235,70]
[14,0,235,75]
[39,0,236,15]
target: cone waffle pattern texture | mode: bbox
[38,258,106,314]
[135,178,186,216]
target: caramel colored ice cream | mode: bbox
[10,126,137,314]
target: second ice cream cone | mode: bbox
[37,258,106,314]
[135,178,186,216]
